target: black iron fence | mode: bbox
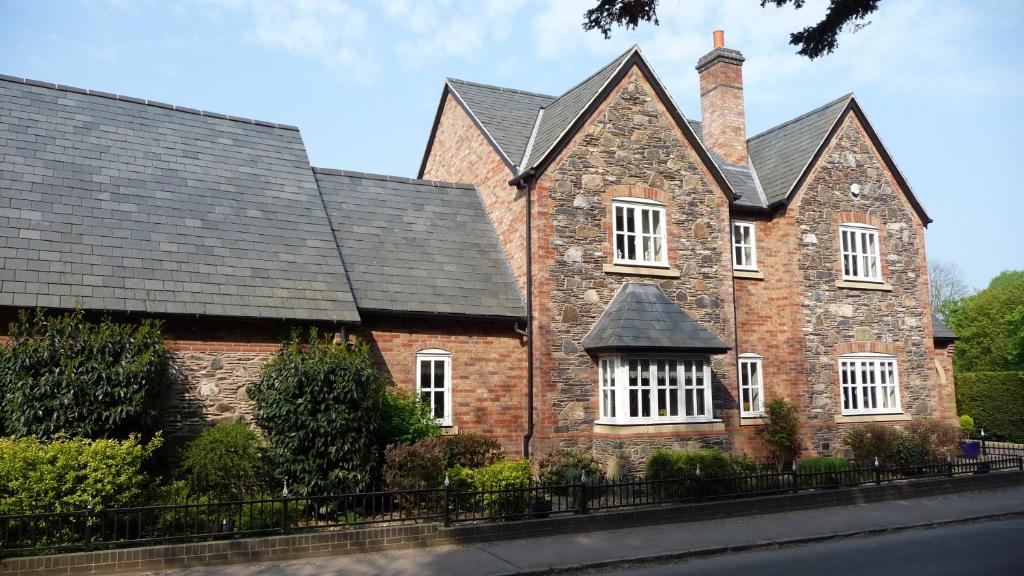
[3,452,1022,558]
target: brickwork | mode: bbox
[354,317,528,456]
[529,67,738,464]
[698,56,747,165]
[421,94,528,293]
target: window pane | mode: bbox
[625,208,635,232]
[641,209,651,234]
[651,210,662,235]
[653,236,663,262]
[434,360,445,385]
[615,206,625,231]
[627,236,636,260]
[420,360,432,388]
[616,234,626,259]
[433,391,445,418]
[734,245,743,266]
[642,236,652,262]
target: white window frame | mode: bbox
[839,223,882,282]
[416,349,452,426]
[731,221,757,270]
[596,354,713,425]
[612,198,668,267]
[738,354,764,417]
[838,353,902,416]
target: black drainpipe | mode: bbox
[513,169,535,459]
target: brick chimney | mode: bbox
[696,30,747,165]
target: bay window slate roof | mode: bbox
[314,169,525,319]
[0,76,359,322]
[582,283,729,352]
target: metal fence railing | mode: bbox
[3,453,1021,558]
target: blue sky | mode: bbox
[1,0,1022,289]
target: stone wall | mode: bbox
[529,67,738,466]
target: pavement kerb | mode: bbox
[513,510,1024,576]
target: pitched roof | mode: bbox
[314,169,525,319]
[746,94,853,206]
[0,75,360,322]
[582,284,729,352]
[932,313,957,341]
[445,79,555,168]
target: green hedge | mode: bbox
[955,371,1024,442]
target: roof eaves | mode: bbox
[519,108,544,168]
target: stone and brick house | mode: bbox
[0,31,956,470]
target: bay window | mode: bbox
[613,199,667,267]
[597,355,713,424]
[838,353,901,415]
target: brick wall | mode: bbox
[421,93,528,294]
[698,56,747,165]
[354,316,528,456]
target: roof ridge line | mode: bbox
[0,73,300,131]
[311,166,476,190]
[747,92,854,142]
[445,77,555,100]
[546,45,637,105]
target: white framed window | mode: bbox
[738,354,764,417]
[731,221,757,270]
[839,224,881,282]
[613,199,667,267]
[838,353,901,415]
[416,349,452,426]
[597,355,713,424]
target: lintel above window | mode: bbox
[613,199,668,268]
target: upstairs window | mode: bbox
[416,349,452,426]
[838,353,901,415]
[839,224,881,282]
[731,221,757,270]
[613,199,667,267]
[738,354,764,417]
[598,355,712,424]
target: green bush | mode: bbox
[537,449,606,489]
[845,422,903,466]
[178,423,268,501]
[377,388,440,448]
[441,432,503,469]
[645,449,754,498]
[760,397,801,465]
[450,460,533,517]
[845,419,960,468]
[0,309,171,439]
[955,371,1024,442]
[383,433,503,492]
[795,456,859,489]
[0,435,160,514]
[249,331,388,495]
[959,415,976,437]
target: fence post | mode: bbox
[280,480,290,535]
[442,473,451,527]
[1018,455,1023,471]
[83,502,93,552]
[980,429,987,457]
[577,472,589,515]
[694,465,704,502]
[946,453,954,478]
[791,460,800,494]
[873,457,882,486]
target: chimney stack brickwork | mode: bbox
[697,31,748,165]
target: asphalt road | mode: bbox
[577,517,1024,576]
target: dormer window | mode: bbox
[839,224,881,282]
[731,221,757,270]
[613,199,667,267]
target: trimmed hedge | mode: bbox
[955,371,1024,442]
[178,423,268,501]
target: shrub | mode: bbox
[537,449,605,489]
[760,398,801,465]
[377,388,440,448]
[178,423,268,501]
[442,432,503,470]
[955,371,1024,442]
[0,309,171,439]
[450,460,533,517]
[845,422,903,466]
[902,418,960,461]
[959,415,976,437]
[382,433,503,492]
[249,331,388,495]
[0,435,161,514]
[645,449,753,498]
[795,456,859,489]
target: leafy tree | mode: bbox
[584,0,883,59]
[0,309,171,439]
[928,260,972,320]
[946,270,1024,372]
[249,330,388,495]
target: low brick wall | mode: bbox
[4,471,1022,576]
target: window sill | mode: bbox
[439,425,459,435]
[836,280,893,291]
[834,413,910,423]
[733,269,764,280]
[739,416,766,425]
[603,263,681,278]
[593,420,725,435]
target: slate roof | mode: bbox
[0,75,360,322]
[314,169,525,319]
[746,94,852,206]
[582,284,729,352]
[446,79,555,168]
[932,313,957,341]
